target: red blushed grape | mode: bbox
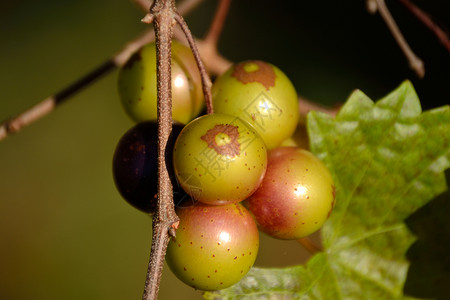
[112,121,187,213]
[118,40,204,124]
[166,200,259,291]
[245,147,336,239]
[172,113,267,205]
[212,60,299,149]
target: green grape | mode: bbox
[212,60,299,149]
[173,113,267,205]
[166,200,259,291]
[245,147,336,239]
[118,40,204,124]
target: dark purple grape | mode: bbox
[113,121,187,213]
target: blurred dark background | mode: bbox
[0,0,448,299]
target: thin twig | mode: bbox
[141,1,179,299]
[0,0,205,143]
[370,0,425,78]
[297,237,322,254]
[203,0,232,47]
[0,60,116,141]
[195,0,232,76]
[174,13,214,114]
[398,0,450,54]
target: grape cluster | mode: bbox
[113,42,336,291]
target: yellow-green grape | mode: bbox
[166,201,259,291]
[173,113,267,205]
[212,60,299,149]
[118,40,204,124]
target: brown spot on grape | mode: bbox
[184,267,187,271]
[178,244,181,247]
[227,248,230,251]
[231,61,275,90]
[190,241,193,245]
[215,270,218,273]
[208,275,210,278]
[191,278,195,281]
[212,254,215,258]
[241,270,243,273]
[201,124,240,157]
[234,256,237,260]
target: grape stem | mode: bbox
[367,0,425,78]
[140,2,180,300]
[195,0,233,76]
[398,0,450,54]
[203,0,232,47]
[173,13,214,114]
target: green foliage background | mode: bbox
[0,1,449,299]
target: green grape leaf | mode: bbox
[403,169,450,299]
[203,81,450,299]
